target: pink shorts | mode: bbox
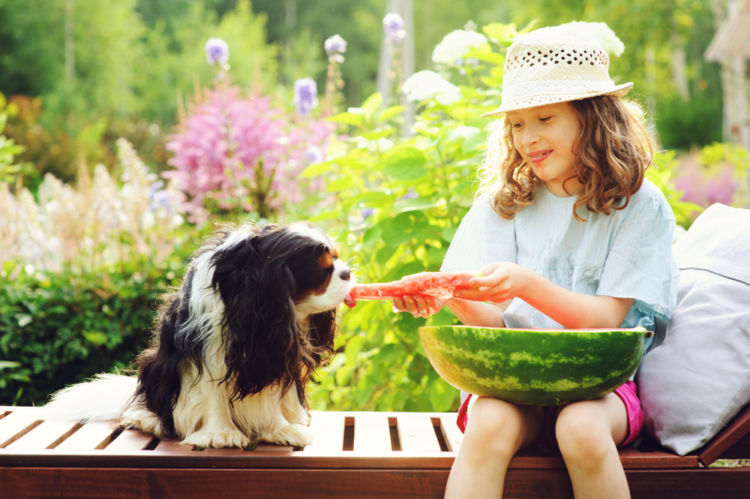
[456,380,643,449]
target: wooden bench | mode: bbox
[1,404,748,498]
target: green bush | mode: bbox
[0,254,189,406]
[304,24,512,412]
[655,92,723,150]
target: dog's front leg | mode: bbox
[173,373,251,449]
[232,386,313,448]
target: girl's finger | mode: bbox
[414,295,429,316]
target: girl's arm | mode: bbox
[456,262,633,329]
[394,292,511,327]
[445,298,510,327]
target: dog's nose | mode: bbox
[339,269,351,281]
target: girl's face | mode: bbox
[507,102,582,197]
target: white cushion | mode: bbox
[637,203,750,455]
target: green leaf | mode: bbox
[326,111,364,126]
[300,160,334,178]
[393,196,445,214]
[376,105,405,123]
[383,147,428,180]
[325,174,354,192]
[361,92,383,120]
[482,22,518,45]
[82,330,108,347]
[460,130,488,153]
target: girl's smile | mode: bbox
[528,149,553,163]
[508,102,583,196]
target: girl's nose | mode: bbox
[521,126,540,146]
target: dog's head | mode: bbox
[195,222,352,399]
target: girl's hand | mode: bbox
[393,294,449,318]
[455,262,532,303]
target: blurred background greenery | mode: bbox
[1,0,748,410]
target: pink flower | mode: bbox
[165,83,333,221]
[674,161,739,207]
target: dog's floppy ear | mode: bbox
[210,230,299,400]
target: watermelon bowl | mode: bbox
[418,326,652,406]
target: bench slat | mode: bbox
[104,428,154,452]
[4,419,81,450]
[54,420,119,451]
[152,438,195,453]
[302,411,346,454]
[699,404,750,466]
[353,412,392,454]
[437,413,463,452]
[397,413,442,453]
[0,408,43,448]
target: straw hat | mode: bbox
[482,22,633,116]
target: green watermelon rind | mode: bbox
[419,326,648,406]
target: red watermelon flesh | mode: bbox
[346,271,476,308]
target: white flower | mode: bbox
[450,126,480,141]
[432,30,488,66]
[402,70,461,105]
[559,21,625,56]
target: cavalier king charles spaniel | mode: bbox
[46,222,354,449]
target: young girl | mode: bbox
[394,23,679,498]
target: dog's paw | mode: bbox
[285,406,311,426]
[120,407,164,438]
[268,423,313,448]
[182,428,251,449]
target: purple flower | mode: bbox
[324,34,347,55]
[383,13,406,45]
[205,38,229,66]
[294,78,318,117]
[400,189,418,200]
[303,146,324,165]
[361,207,375,219]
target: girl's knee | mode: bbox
[464,398,531,458]
[555,402,613,463]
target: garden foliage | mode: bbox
[0,257,186,406]
[0,138,201,404]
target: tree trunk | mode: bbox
[670,33,689,101]
[377,0,415,135]
[709,0,749,149]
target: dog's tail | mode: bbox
[40,373,138,422]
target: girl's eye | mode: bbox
[512,123,522,129]
[539,116,552,122]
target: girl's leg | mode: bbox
[555,392,630,499]
[445,397,542,498]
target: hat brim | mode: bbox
[481,82,633,117]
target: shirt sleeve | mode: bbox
[596,181,680,330]
[441,196,517,272]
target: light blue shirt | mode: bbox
[442,179,679,343]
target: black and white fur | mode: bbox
[45,222,353,448]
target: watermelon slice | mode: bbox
[346,271,477,308]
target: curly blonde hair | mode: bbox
[479,95,654,222]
